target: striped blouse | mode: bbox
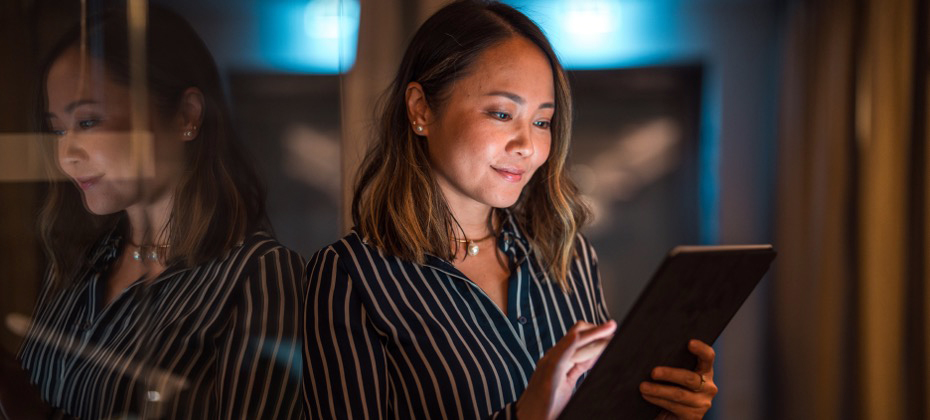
[303,212,610,419]
[18,227,306,419]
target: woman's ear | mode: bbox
[177,87,204,141]
[405,82,433,136]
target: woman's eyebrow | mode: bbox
[484,91,555,109]
[64,99,98,113]
[485,90,524,104]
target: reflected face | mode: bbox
[425,36,554,211]
[45,47,184,215]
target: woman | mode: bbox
[303,1,717,419]
[10,6,304,419]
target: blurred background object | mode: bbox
[774,0,929,418]
[0,0,926,419]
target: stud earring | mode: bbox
[184,130,193,137]
[416,125,424,133]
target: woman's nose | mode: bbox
[58,131,88,165]
[507,126,535,158]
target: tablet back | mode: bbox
[559,245,776,420]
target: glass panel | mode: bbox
[0,1,350,417]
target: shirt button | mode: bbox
[517,316,528,325]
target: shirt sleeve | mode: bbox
[216,246,306,419]
[303,247,391,419]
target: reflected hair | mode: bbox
[352,0,588,291]
[36,6,269,286]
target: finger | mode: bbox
[639,382,707,409]
[689,339,715,374]
[651,367,704,391]
[573,320,616,347]
[568,320,597,334]
[570,337,611,364]
[655,411,677,420]
[548,321,616,365]
[565,357,599,382]
[566,361,585,379]
[642,393,710,415]
[552,321,597,352]
[642,394,682,413]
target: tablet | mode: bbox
[559,245,776,420]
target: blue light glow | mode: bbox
[505,0,719,244]
[505,0,693,69]
[259,0,359,73]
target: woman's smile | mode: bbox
[492,165,526,182]
[74,174,103,190]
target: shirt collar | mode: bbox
[497,208,531,259]
[88,221,125,275]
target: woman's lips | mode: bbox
[75,175,102,190]
[493,166,525,182]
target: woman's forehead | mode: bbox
[450,37,555,103]
[46,49,123,112]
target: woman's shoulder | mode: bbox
[239,231,298,254]
[202,232,306,300]
[306,230,400,282]
[307,230,375,266]
[573,231,599,264]
[216,231,305,273]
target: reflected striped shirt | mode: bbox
[18,229,306,419]
[303,212,610,419]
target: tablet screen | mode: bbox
[559,245,776,419]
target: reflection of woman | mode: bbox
[303,1,717,419]
[12,6,304,419]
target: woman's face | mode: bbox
[421,36,555,212]
[45,47,186,216]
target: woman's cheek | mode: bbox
[534,138,552,168]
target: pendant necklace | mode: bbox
[129,243,170,262]
[455,232,496,257]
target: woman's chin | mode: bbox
[80,198,124,216]
[482,193,522,209]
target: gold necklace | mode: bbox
[455,232,496,257]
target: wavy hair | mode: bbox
[352,0,588,291]
[36,6,269,287]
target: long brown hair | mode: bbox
[352,0,588,291]
[36,6,269,287]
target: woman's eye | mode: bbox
[489,111,511,121]
[78,119,100,129]
[49,128,66,136]
[534,120,551,129]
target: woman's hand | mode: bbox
[515,320,616,420]
[641,339,718,420]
